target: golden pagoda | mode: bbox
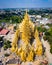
[11,10,43,61]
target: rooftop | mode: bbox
[0,29,9,35]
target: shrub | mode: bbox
[50,45,52,54]
[4,53,10,57]
[3,40,11,50]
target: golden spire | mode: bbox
[11,9,43,61]
[35,29,39,38]
[24,9,29,21]
[35,29,42,56]
[26,9,28,14]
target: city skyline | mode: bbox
[0,0,52,8]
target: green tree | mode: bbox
[50,45,52,54]
[3,40,11,50]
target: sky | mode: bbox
[0,0,52,8]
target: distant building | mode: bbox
[36,15,41,19]
[43,25,50,29]
[48,19,52,24]
[40,18,49,24]
[29,15,36,22]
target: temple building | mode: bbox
[11,10,43,62]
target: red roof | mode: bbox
[0,29,9,35]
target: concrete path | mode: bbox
[41,38,52,64]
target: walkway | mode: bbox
[41,38,52,64]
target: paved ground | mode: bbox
[4,31,14,42]
[41,38,52,64]
[21,60,40,65]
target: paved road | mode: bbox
[41,38,52,64]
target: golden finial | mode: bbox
[24,9,29,21]
[26,9,28,14]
